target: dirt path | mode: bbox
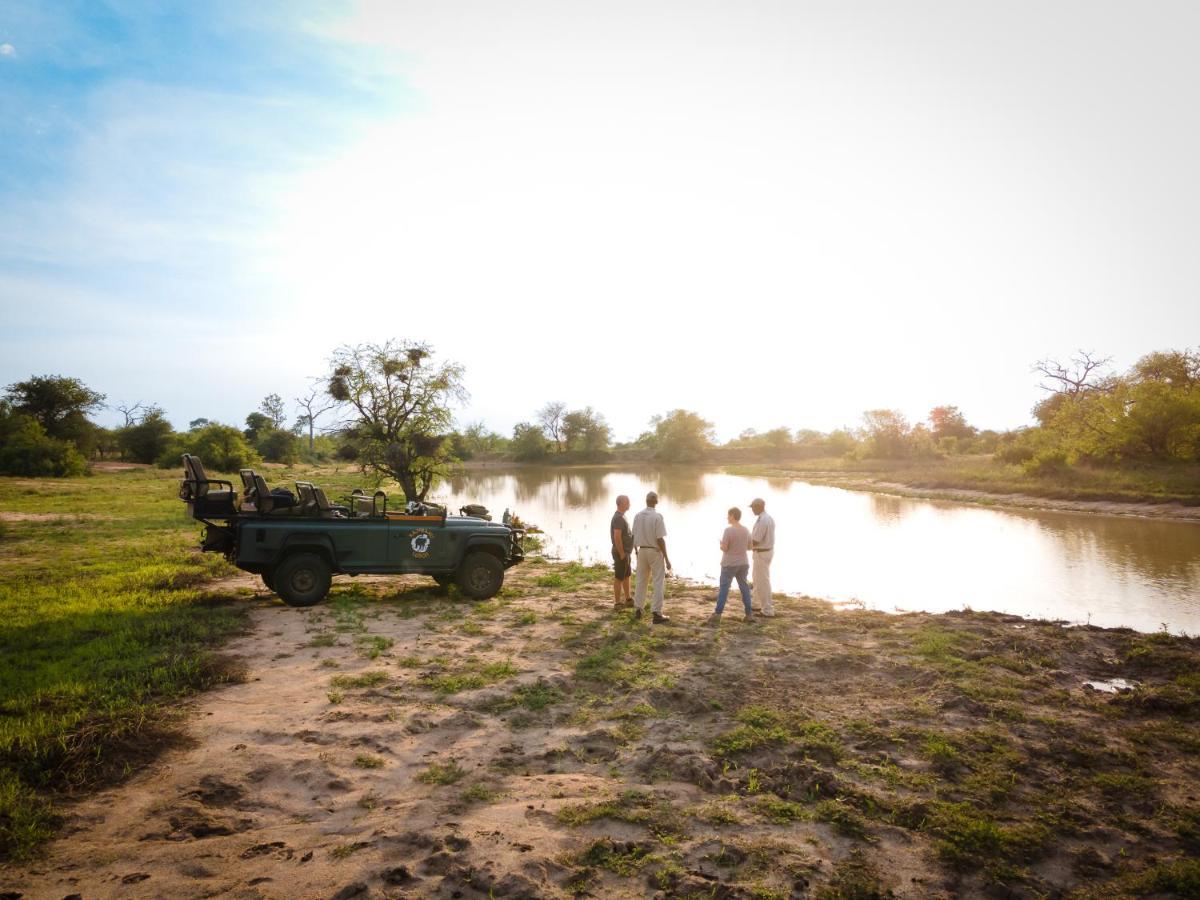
[4,562,1198,899]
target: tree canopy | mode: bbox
[647,409,715,462]
[326,340,466,501]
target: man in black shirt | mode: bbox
[610,494,634,609]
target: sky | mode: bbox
[2,1,1198,442]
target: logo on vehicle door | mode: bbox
[410,530,433,558]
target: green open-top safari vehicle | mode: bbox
[178,454,524,606]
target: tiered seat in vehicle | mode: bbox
[179,454,237,517]
[294,482,350,518]
[236,468,298,515]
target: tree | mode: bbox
[294,385,336,454]
[326,340,466,501]
[859,410,911,459]
[511,421,550,461]
[258,428,299,464]
[243,412,272,443]
[1130,348,1200,387]
[761,427,792,456]
[260,393,286,429]
[117,406,175,463]
[115,401,146,428]
[562,407,612,456]
[826,429,858,457]
[188,417,210,431]
[537,401,568,453]
[453,421,507,460]
[928,406,976,442]
[648,410,715,462]
[4,375,105,454]
[1034,351,1113,396]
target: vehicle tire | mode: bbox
[456,551,504,600]
[261,569,276,592]
[431,574,454,590]
[274,552,332,607]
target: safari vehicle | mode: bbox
[178,454,524,607]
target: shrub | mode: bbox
[156,423,259,471]
[1022,449,1071,478]
[0,414,88,476]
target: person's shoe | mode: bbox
[634,608,643,620]
[743,613,755,623]
[703,614,720,627]
[622,597,635,607]
[652,613,670,624]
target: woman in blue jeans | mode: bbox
[706,506,753,625]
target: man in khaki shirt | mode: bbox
[632,491,672,623]
[749,497,776,617]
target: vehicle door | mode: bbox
[334,519,389,572]
[389,517,457,572]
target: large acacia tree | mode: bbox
[326,341,466,501]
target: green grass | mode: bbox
[557,790,685,840]
[459,782,500,805]
[417,759,466,785]
[418,660,518,695]
[534,561,611,590]
[922,801,1050,875]
[754,794,810,824]
[0,467,248,861]
[485,679,564,713]
[356,635,393,659]
[573,837,653,876]
[713,706,843,762]
[330,670,390,689]
[574,627,672,690]
[353,754,384,769]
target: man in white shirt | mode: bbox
[631,491,672,623]
[749,497,776,617]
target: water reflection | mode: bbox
[867,493,908,526]
[435,466,1200,633]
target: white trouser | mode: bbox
[634,547,665,614]
[753,549,774,615]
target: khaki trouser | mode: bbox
[753,549,774,615]
[634,547,665,614]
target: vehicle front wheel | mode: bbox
[274,553,332,607]
[456,552,504,600]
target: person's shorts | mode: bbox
[612,550,632,580]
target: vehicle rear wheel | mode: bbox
[274,553,332,607]
[456,552,504,600]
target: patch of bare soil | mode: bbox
[88,462,152,472]
[4,561,1198,899]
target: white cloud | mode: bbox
[0,43,16,57]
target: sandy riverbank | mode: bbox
[4,560,1198,899]
[740,469,1200,523]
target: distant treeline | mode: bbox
[2,347,1197,478]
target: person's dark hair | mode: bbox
[728,506,741,521]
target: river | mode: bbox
[441,466,1200,634]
